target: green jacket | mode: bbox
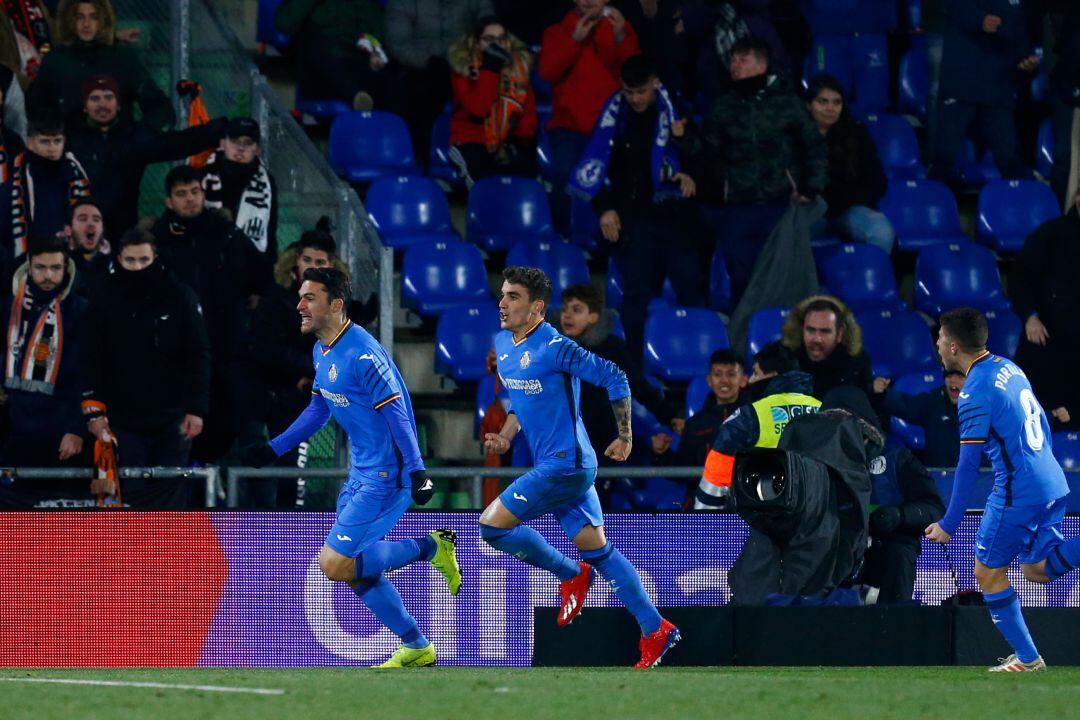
[682,73,827,206]
[275,0,386,56]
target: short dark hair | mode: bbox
[502,266,552,305]
[620,54,656,87]
[28,107,64,137]
[939,308,988,352]
[560,283,603,314]
[164,164,204,195]
[116,227,157,253]
[303,266,352,305]
[731,36,771,64]
[754,341,798,375]
[297,230,337,257]
[70,196,102,221]
[709,348,743,370]
[28,235,68,260]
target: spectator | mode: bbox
[1011,185,1080,429]
[1044,3,1079,206]
[28,0,175,130]
[873,370,966,468]
[781,294,873,399]
[0,63,28,138]
[680,36,826,304]
[1,236,86,472]
[66,197,108,299]
[151,165,266,463]
[0,0,52,88]
[202,117,278,271]
[82,228,210,504]
[568,54,698,356]
[0,71,25,181]
[652,348,746,468]
[447,16,538,187]
[539,0,639,231]
[0,107,90,260]
[929,0,1038,183]
[64,73,226,238]
[863,445,946,603]
[385,0,493,161]
[612,0,687,96]
[274,0,393,111]
[805,74,894,255]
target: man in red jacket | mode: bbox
[539,0,638,232]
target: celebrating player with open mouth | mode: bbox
[480,266,679,668]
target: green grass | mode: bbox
[4,667,1080,720]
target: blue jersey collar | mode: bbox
[966,350,991,375]
[321,320,352,355]
[512,319,544,346]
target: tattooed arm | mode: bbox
[605,396,633,462]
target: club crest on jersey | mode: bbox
[328,364,338,383]
[520,351,531,369]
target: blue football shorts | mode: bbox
[499,465,603,538]
[974,496,1067,568]
[325,469,412,557]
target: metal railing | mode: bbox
[0,467,221,507]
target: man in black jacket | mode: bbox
[781,294,874,399]
[67,198,110,300]
[873,370,965,468]
[82,228,210,505]
[64,74,226,238]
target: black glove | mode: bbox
[869,505,903,534]
[243,442,279,468]
[480,43,511,73]
[410,469,435,505]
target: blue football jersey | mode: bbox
[494,321,631,469]
[312,321,419,477]
[958,352,1069,507]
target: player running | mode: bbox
[926,308,1080,672]
[480,266,679,668]
[246,267,461,668]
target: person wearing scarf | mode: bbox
[447,16,537,187]
[0,67,26,186]
[0,235,87,474]
[569,53,699,357]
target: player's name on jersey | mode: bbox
[993,362,1025,392]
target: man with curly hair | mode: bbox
[781,294,873,399]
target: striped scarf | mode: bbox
[482,54,531,152]
[9,151,91,256]
[4,273,63,396]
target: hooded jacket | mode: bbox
[448,31,538,147]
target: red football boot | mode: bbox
[557,562,593,627]
[633,618,681,669]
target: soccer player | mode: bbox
[926,308,1080,672]
[246,267,461,668]
[481,266,680,669]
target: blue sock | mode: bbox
[356,539,426,581]
[581,542,662,635]
[1045,537,1080,581]
[353,576,428,648]
[984,587,1039,663]
[480,523,579,581]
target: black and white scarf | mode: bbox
[9,151,91,256]
[202,150,273,254]
[714,3,750,70]
[5,271,63,395]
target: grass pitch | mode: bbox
[5,666,1080,720]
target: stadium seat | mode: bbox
[819,243,905,312]
[474,374,508,437]
[507,240,590,298]
[864,114,925,180]
[878,179,968,252]
[329,111,417,183]
[897,43,928,120]
[850,33,890,114]
[435,304,501,383]
[607,256,624,310]
[645,307,730,381]
[914,242,1010,317]
[257,0,291,51]
[709,249,732,313]
[976,180,1061,253]
[294,89,351,121]
[805,34,854,97]
[685,375,711,418]
[467,176,555,251]
[610,314,626,340]
[568,196,599,251]
[401,239,490,316]
[856,309,938,378]
[803,0,898,34]
[887,371,941,451]
[365,176,457,249]
[746,307,789,367]
[957,141,1001,186]
[428,109,461,186]
[1036,118,1055,180]
[1052,432,1080,470]
[984,308,1022,359]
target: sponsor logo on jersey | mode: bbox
[502,377,543,395]
[328,364,338,383]
[320,389,350,407]
[520,351,531,369]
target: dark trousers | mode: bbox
[545,128,591,234]
[114,425,192,508]
[449,140,538,188]
[613,208,704,357]
[1049,104,1077,206]
[299,50,397,109]
[861,537,919,604]
[701,198,788,306]
[400,61,452,166]
[930,99,1029,182]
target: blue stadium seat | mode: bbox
[856,309,938,378]
[428,109,461,186]
[474,373,508,437]
[851,33,890,114]
[401,239,490,316]
[897,43,928,120]
[984,308,1022,359]
[864,114,925,180]
[610,314,626,340]
[329,111,417,183]
[805,34,854,96]
[1052,432,1080,470]
[685,375,711,418]
[746,307,789,367]
[977,180,1061,253]
[536,129,554,182]
[803,0,898,34]
[467,176,554,251]
[606,256,624,310]
[887,371,941,451]
[914,242,1009,316]
[294,89,351,121]
[568,196,599,251]
[435,304,501,382]
[1036,118,1055,180]
[507,240,590,298]
[957,141,1001,185]
[709,249,732,313]
[366,176,457,249]
[820,243,904,313]
[257,0,291,51]
[878,179,967,252]
[1031,68,1048,103]
[645,308,730,381]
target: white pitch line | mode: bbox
[0,677,285,696]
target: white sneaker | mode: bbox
[988,653,1047,672]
